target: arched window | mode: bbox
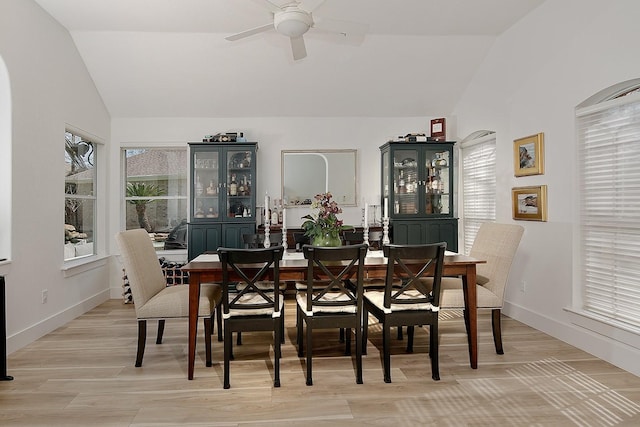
[0,56,11,262]
[576,78,640,330]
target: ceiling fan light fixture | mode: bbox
[274,10,313,38]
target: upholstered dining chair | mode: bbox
[217,245,285,389]
[296,244,368,385]
[363,243,446,382]
[439,222,524,354]
[115,229,223,367]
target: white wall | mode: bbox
[0,0,111,353]
[452,0,640,375]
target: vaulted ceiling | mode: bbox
[34,0,545,118]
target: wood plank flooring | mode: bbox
[2,299,640,426]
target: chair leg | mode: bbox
[204,318,212,367]
[406,325,414,353]
[492,308,504,355]
[135,320,147,367]
[356,320,363,384]
[274,318,281,388]
[430,323,440,381]
[280,302,285,344]
[156,319,165,344]
[397,326,403,340]
[237,331,242,345]
[216,306,223,342]
[383,322,391,383]
[297,306,304,357]
[345,328,351,356]
[223,322,232,389]
[362,309,369,356]
[306,320,313,386]
[339,328,345,343]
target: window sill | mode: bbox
[62,255,108,277]
[564,306,640,351]
[0,258,11,276]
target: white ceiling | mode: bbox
[34,0,545,118]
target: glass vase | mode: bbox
[312,231,342,247]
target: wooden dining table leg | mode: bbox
[188,272,201,380]
[462,265,478,369]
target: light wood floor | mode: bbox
[2,299,640,426]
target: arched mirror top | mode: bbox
[281,149,357,207]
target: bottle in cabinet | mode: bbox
[229,174,238,196]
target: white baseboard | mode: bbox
[6,290,110,355]
[503,301,640,377]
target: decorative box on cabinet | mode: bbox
[187,142,258,260]
[380,141,458,252]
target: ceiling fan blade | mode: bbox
[290,36,307,60]
[225,23,274,41]
[299,0,327,13]
[313,17,369,37]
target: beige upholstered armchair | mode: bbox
[115,229,222,367]
[440,222,524,354]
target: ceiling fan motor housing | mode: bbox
[274,9,313,37]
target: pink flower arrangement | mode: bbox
[301,192,351,241]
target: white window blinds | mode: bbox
[460,134,496,254]
[577,94,640,329]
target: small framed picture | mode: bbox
[430,118,446,141]
[514,132,544,177]
[512,185,547,221]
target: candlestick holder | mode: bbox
[282,225,288,250]
[264,220,271,248]
[382,217,390,245]
[363,224,370,247]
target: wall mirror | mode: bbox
[282,149,357,206]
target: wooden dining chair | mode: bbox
[242,233,283,248]
[293,232,310,252]
[296,244,368,385]
[363,243,446,382]
[217,245,285,389]
[115,229,223,368]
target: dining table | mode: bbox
[181,249,485,380]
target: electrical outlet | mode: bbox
[42,289,48,304]
[520,280,526,293]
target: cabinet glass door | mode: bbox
[393,148,419,215]
[226,149,253,220]
[424,149,450,215]
[193,150,220,220]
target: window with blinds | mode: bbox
[460,133,496,254]
[577,89,640,329]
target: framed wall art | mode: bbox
[514,132,544,176]
[430,118,446,141]
[512,185,547,221]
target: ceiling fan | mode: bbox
[225,0,368,60]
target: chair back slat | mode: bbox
[218,246,284,313]
[383,243,446,308]
[302,244,368,312]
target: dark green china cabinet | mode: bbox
[380,141,458,252]
[187,142,257,260]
